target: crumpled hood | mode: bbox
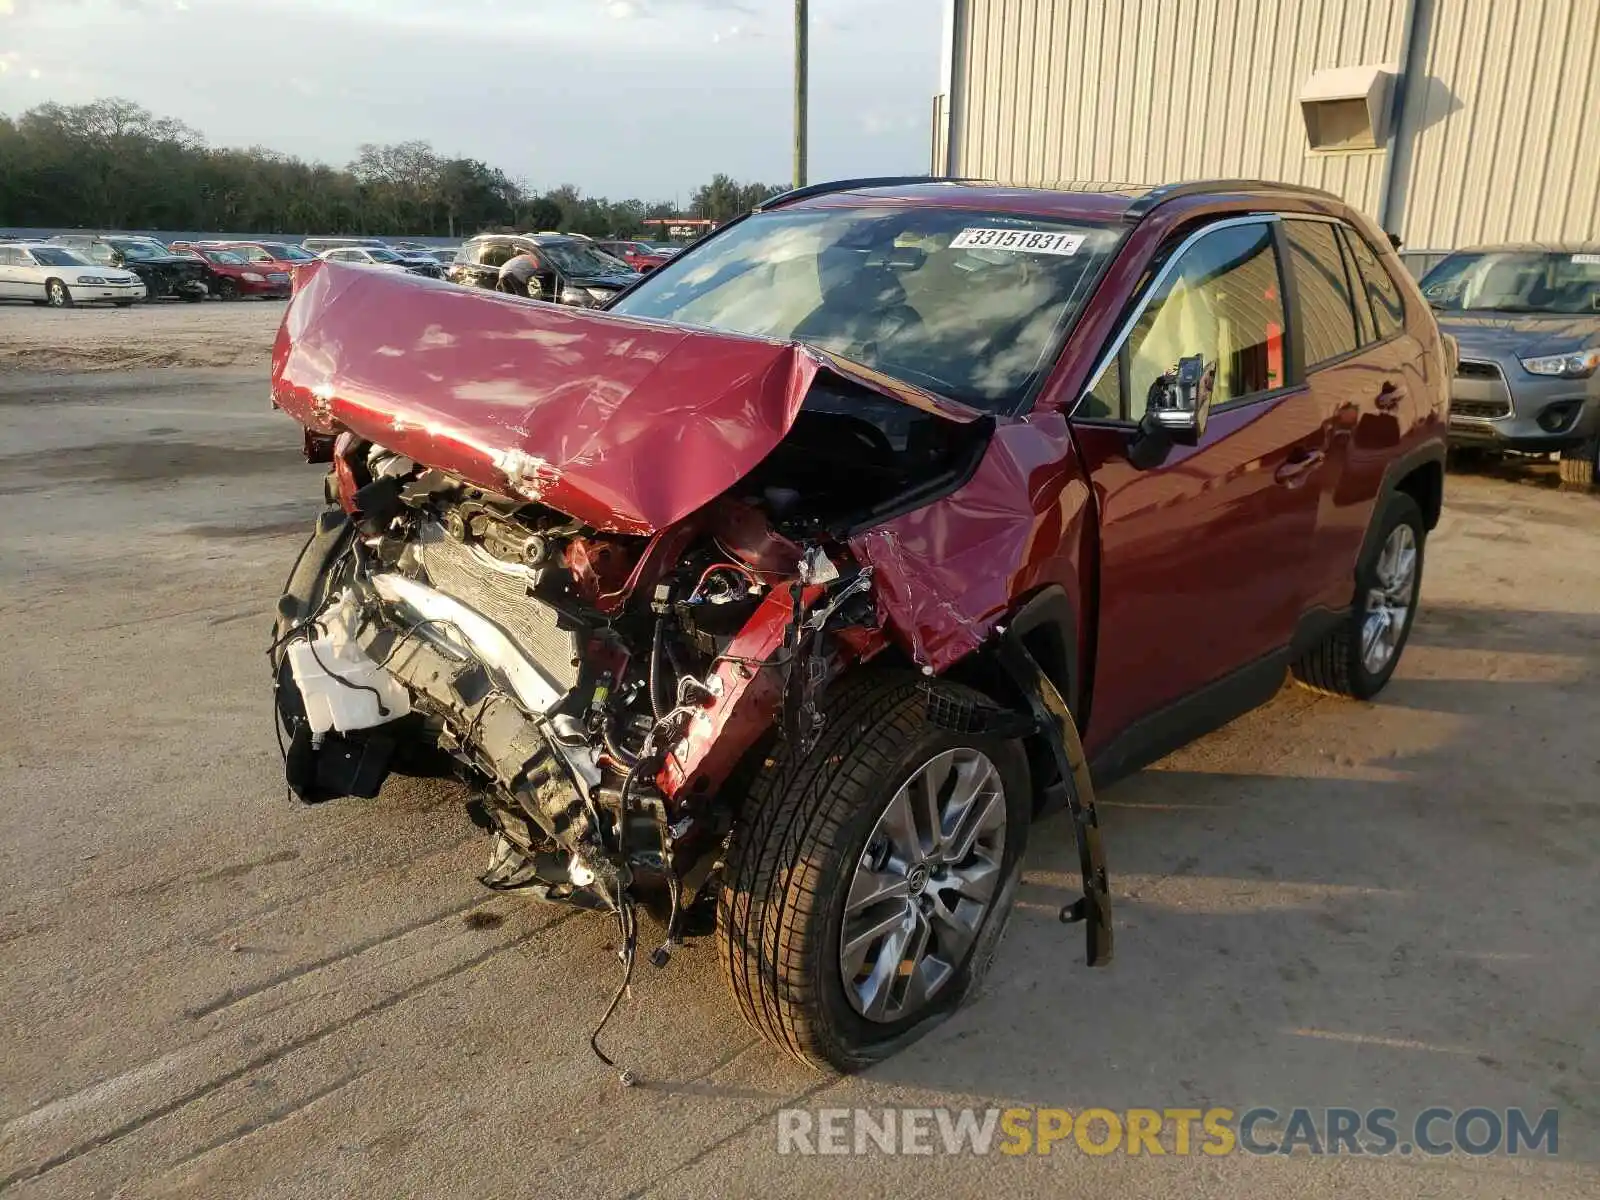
[1436,311,1600,358]
[271,260,979,536]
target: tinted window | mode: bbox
[1343,228,1406,338]
[1286,220,1360,367]
[1118,221,1287,419]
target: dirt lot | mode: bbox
[0,307,1597,1198]
[0,301,282,372]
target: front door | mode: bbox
[1069,217,1329,758]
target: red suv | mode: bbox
[268,178,1448,1074]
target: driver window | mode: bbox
[1123,222,1286,420]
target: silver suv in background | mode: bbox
[1422,245,1600,487]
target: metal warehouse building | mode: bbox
[932,0,1600,267]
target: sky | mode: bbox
[0,0,943,201]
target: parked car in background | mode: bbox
[171,245,292,299]
[388,250,446,279]
[302,236,392,256]
[269,178,1447,1072]
[48,234,208,301]
[0,242,146,306]
[593,239,672,272]
[420,247,461,267]
[174,240,321,272]
[1421,245,1600,487]
[318,246,441,277]
[447,232,639,305]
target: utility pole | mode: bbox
[793,0,808,190]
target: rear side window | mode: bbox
[1285,220,1360,366]
[1342,227,1406,339]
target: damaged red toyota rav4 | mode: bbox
[269,178,1449,1074]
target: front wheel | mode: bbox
[1293,491,1425,699]
[46,279,73,308]
[217,279,239,301]
[1558,436,1598,489]
[718,674,1029,1072]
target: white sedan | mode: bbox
[0,243,147,306]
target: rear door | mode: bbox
[0,247,27,298]
[1070,215,1329,749]
[1280,217,1383,613]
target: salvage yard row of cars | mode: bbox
[0,231,682,308]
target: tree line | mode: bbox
[0,98,787,238]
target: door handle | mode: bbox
[1375,382,1405,412]
[1274,448,1326,486]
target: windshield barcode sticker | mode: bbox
[950,228,1084,256]
[1572,253,1600,265]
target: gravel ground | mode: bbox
[0,348,1596,1198]
[0,301,283,372]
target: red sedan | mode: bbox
[171,246,292,299]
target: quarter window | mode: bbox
[1121,222,1287,420]
[1286,220,1361,366]
[1343,227,1406,339]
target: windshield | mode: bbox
[610,207,1122,412]
[28,247,90,266]
[540,241,630,275]
[366,248,403,263]
[261,242,316,261]
[112,241,165,260]
[1421,251,1600,315]
[203,250,247,264]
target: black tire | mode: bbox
[1292,491,1426,699]
[45,279,73,308]
[180,287,205,303]
[717,672,1030,1072]
[1558,437,1598,489]
[217,279,239,301]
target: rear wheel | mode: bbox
[46,279,73,308]
[717,673,1029,1072]
[1558,436,1598,489]
[1292,492,1425,699]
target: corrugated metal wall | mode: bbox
[947,0,1407,213]
[944,0,1600,250]
[1390,0,1600,248]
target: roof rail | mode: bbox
[754,175,981,211]
[1124,178,1343,222]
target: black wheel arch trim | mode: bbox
[1359,439,1445,569]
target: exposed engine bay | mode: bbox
[271,374,988,938]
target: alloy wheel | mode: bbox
[47,281,68,307]
[1362,524,1418,674]
[839,748,1007,1023]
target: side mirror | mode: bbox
[1128,354,1213,469]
